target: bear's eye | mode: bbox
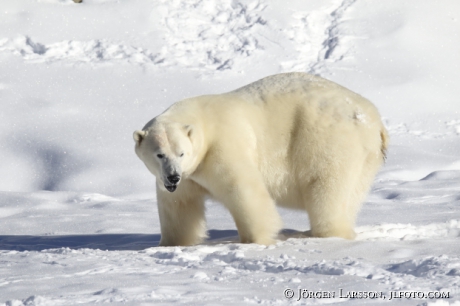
[180,153,184,157]
[157,154,165,159]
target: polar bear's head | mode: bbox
[133,121,197,193]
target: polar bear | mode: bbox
[133,72,388,246]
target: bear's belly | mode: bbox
[261,169,313,210]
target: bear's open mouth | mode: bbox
[165,184,177,192]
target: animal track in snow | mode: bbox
[153,0,268,72]
[0,36,164,66]
[280,0,357,74]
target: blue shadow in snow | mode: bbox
[0,234,161,251]
[0,230,240,251]
[0,229,310,251]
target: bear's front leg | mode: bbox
[156,180,207,246]
[211,165,282,245]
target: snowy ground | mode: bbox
[1,0,460,305]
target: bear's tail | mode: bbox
[380,126,389,162]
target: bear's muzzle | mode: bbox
[164,184,177,192]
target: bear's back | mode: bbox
[231,72,337,102]
[229,72,382,130]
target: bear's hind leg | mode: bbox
[304,146,383,240]
[156,180,207,246]
[303,176,361,240]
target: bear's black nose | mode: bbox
[167,175,181,184]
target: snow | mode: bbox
[1,0,460,304]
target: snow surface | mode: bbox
[1,0,460,304]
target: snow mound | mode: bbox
[0,36,163,66]
[0,0,362,74]
[385,119,460,139]
[69,193,120,204]
[386,255,460,278]
[153,0,268,72]
[281,0,357,74]
[372,168,460,204]
[357,220,460,241]
[0,0,271,72]
[422,170,460,181]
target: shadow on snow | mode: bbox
[0,229,309,251]
[0,230,242,251]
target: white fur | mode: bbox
[134,72,389,246]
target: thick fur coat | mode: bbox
[134,72,388,246]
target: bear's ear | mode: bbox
[133,130,147,146]
[184,125,193,138]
